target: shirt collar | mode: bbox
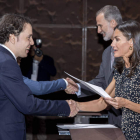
[0,44,17,61]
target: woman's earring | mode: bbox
[129,46,132,50]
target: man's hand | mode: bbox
[65,77,78,94]
[34,54,43,62]
[66,100,79,117]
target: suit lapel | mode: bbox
[108,66,114,84]
[107,56,118,85]
[105,46,113,85]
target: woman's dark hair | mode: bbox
[114,20,140,77]
[0,13,32,44]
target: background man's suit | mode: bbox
[21,55,56,81]
[79,46,122,128]
[0,45,70,140]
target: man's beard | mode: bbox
[103,26,114,41]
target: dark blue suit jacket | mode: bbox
[0,46,70,140]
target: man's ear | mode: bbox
[9,34,15,44]
[110,19,117,28]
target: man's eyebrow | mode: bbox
[97,24,102,27]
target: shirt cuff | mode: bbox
[63,78,68,87]
[75,83,81,96]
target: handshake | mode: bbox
[65,77,78,94]
[65,77,80,117]
[66,100,79,117]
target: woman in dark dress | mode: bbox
[78,20,140,140]
[104,20,140,139]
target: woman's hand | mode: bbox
[105,97,126,109]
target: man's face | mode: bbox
[96,13,114,41]
[15,23,34,58]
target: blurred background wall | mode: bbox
[1,0,139,82]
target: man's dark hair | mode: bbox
[96,5,122,24]
[0,13,32,44]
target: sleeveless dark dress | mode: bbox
[114,65,140,140]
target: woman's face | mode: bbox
[111,29,133,58]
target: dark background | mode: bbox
[1,0,138,82]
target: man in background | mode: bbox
[66,5,123,128]
[20,38,56,81]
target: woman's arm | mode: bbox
[78,78,116,112]
[125,99,140,113]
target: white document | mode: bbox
[57,124,117,129]
[65,71,111,98]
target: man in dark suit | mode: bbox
[0,13,79,140]
[66,5,123,128]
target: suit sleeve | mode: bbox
[0,60,70,116]
[79,49,108,97]
[23,76,66,95]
